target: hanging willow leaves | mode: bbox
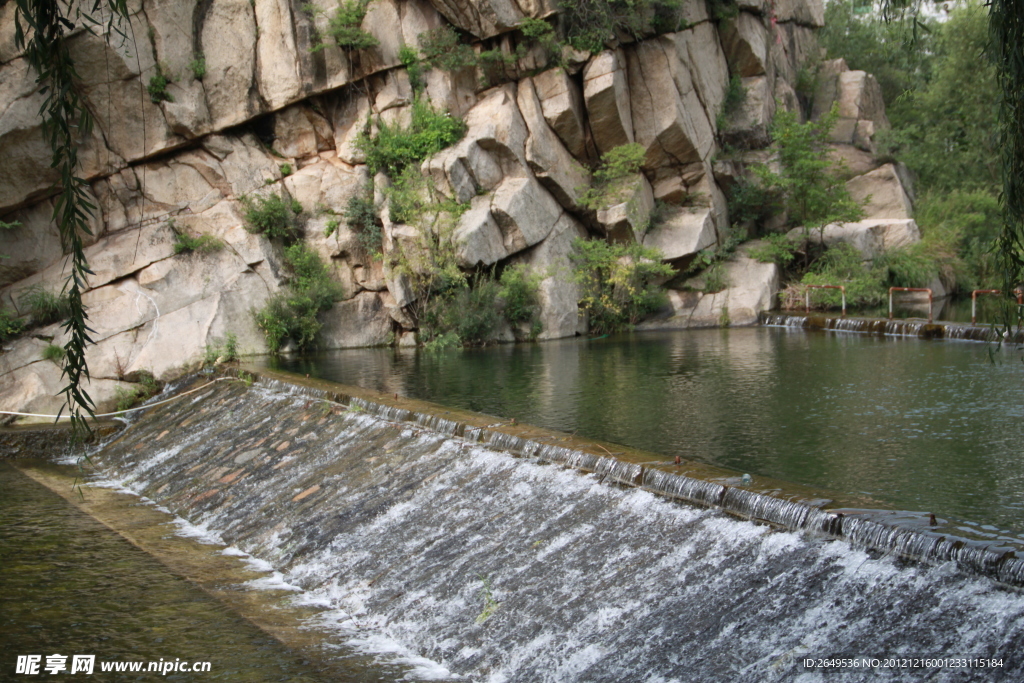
[13,0,130,431]
[989,0,1024,291]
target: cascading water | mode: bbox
[759,312,1024,343]
[83,373,1024,682]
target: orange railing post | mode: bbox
[804,284,846,317]
[889,287,933,323]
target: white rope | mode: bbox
[0,377,241,421]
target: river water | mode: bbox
[268,326,1024,542]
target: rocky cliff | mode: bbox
[0,0,913,415]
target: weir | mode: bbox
[57,370,1024,680]
[760,312,1024,343]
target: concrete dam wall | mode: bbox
[80,371,1024,681]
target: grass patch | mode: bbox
[19,286,73,326]
[358,96,467,177]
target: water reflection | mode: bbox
[269,327,1024,536]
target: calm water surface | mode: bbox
[269,327,1024,538]
[0,461,333,682]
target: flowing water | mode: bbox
[58,376,1024,682]
[267,327,1024,543]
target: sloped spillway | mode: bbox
[87,373,1024,681]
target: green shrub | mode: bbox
[420,277,504,347]
[499,264,542,335]
[324,217,340,238]
[559,0,686,53]
[418,25,477,71]
[717,74,745,130]
[801,243,886,308]
[42,344,65,363]
[253,244,342,353]
[702,262,728,293]
[173,229,224,255]
[312,0,378,52]
[753,106,864,234]
[343,192,383,254]
[0,308,25,342]
[188,54,206,80]
[279,162,293,177]
[203,333,239,365]
[0,219,22,230]
[914,189,1002,292]
[114,370,161,412]
[579,142,647,210]
[726,179,784,231]
[749,233,800,266]
[147,66,173,103]
[20,286,74,326]
[399,45,425,92]
[571,238,673,333]
[241,193,301,242]
[358,97,467,176]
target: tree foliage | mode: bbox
[13,0,130,427]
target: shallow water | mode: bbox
[267,326,1024,540]
[0,460,333,682]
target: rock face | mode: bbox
[0,0,886,415]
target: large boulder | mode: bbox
[813,61,889,153]
[490,176,563,254]
[627,36,715,168]
[595,174,654,243]
[517,78,590,210]
[532,67,589,159]
[511,212,588,340]
[846,163,914,220]
[720,75,775,148]
[670,24,731,133]
[319,291,393,348]
[583,50,634,155]
[642,206,717,262]
[790,218,921,260]
[639,243,779,329]
[720,12,769,78]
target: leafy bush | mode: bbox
[203,333,239,365]
[189,55,206,80]
[0,308,25,342]
[914,189,1002,291]
[499,264,542,334]
[241,193,301,242]
[421,278,502,347]
[147,66,172,103]
[399,45,425,92]
[173,229,224,255]
[801,243,886,308]
[253,244,342,353]
[559,0,686,53]
[359,97,467,176]
[19,286,73,326]
[311,0,378,52]
[579,142,646,210]
[343,192,383,254]
[757,106,864,231]
[418,26,477,71]
[279,162,293,177]
[726,178,784,231]
[114,371,160,412]
[42,344,65,363]
[748,233,800,266]
[717,74,745,130]
[571,238,673,333]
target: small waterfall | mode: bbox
[83,372,1024,681]
[760,312,1024,343]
